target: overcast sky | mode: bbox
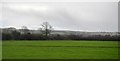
[0,1,118,32]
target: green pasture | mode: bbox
[2,40,119,59]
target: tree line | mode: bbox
[2,32,119,41]
[1,22,119,41]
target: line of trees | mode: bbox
[1,22,119,41]
[2,32,119,41]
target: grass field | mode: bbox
[2,40,119,59]
[0,41,2,60]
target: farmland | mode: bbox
[2,40,119,59]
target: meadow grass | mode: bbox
[2,40,119,59]
[0,41,2,60]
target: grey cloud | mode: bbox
[1,2,118,32]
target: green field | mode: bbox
[2,40,119,59]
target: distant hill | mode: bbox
[1,28,118,36]
[23,29,118,36]
[51,30,118,36]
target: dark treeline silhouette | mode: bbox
[1,22,119,41]
[2,31,119,41]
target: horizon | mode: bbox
[1,27,119,32]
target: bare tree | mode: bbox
[39,22,53,39]
[21,26,30,34]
